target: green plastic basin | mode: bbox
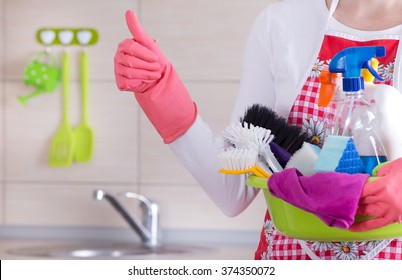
[247,176,402,241]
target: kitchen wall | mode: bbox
[0,0,278,234]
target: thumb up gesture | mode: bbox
[113,10,197,144]
[114,10,166,93]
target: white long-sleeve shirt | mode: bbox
[169,0,402,216]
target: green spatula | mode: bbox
[74,47,94,162]
[74,29,94,163]
[48,48,75,167]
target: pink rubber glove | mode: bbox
[349,158,402,232]
[114,10,197,144]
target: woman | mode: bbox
[114,0,402,259]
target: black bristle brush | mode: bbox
[240,104,312,155]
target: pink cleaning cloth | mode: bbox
[268,168,369,229]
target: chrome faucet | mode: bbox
[94,189,161,248]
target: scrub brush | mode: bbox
[240,104,312,154]
[221,122,283,173]
[218,148,270,178]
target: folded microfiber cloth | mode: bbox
[268,168,369,229]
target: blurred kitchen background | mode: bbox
[0,0,278,256]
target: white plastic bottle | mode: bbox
[362,59,402,161]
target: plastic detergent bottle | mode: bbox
[362,58,402,161]
[318,66,343,138]
[328,46,388,175]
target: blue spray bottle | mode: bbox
[328,46,388,175]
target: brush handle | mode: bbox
[269,142,292,168]
[260,147,283,173]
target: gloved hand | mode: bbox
[268,168,369,229]
[114,10,197,144]
[349,158,402,232]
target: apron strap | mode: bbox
[326,0,339,29]
[360,240,393,260]
[297,240,321,260]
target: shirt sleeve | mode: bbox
[231,7,276,123]
[169,7,276,217]
[169,116,259,217]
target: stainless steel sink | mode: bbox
[7,191,213,259]
[7,242,211,259]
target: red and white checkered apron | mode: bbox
[254,35,402,260]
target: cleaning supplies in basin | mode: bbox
[314,135,364,174]
[326,46,389,175]
[221,122,282,174]
[286,142,321,176]
[247,175,402,241]
[218,148,270,178]
[268,168,368,229]
[240,104,312,155]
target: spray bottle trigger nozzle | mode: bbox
[362,60,384,81]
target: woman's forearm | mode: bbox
[169,115,260,217]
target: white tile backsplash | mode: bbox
[5,82,139,183]
[0,0,4,223]
[5,183,141,226]
[140,81,238,185]
[5,0,136,81]
[0,0,4,80]
[142,0,273,81]
[1,0,278,233]
[140,184,267,231]
[0,82,3,224]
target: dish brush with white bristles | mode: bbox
[223,122,273,149]
[221,122,283,173]
[218,148,271,178]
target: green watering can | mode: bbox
[20,52,60,105]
